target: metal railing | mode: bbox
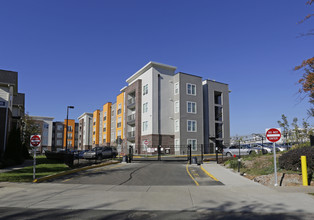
[127,114,135,122]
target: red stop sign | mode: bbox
[266,128,281,143]
[30,135,41,147]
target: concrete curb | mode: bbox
[33,160,120,183]
[200,164,219,181]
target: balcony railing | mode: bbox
[128,98,135,105]
[128,131,135,138]
[128,114,135,121]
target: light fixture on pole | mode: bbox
[65,106,74,152]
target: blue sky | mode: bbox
[0,0,313,136]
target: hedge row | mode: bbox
[278,146,314,172]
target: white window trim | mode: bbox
[187,120,197,132]
[143,84,148,95]
[143,121,148,132]
[174,82,179,95]
[187,101,197,114]
[187,139,197,151]
[175,119,179,132]
[175,139,180,151]
[143,102,148,113]
[174,101,179,113]
[186,83,196,96]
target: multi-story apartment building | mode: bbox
[92,110,100,146]
[115,93,124,149]
[0,69,25,157]
[52,121,64,151]
[110,103,116,146]
[78,112,93,150]
[63,119,78,150]
[78,61,230,155]
[120,61,230,154]
[102,102,112,145]
[203,80,230,153]
[29,116,54,153]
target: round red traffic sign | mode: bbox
[30,135,41,147]
[266,128,281,143]
[144,140,149,145]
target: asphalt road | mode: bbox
[47,161,222,186]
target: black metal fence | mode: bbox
[45,150,118,168]
[128,144,211,163]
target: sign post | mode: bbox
[266,128,281,186]
[30,135,41,181]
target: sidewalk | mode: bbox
[201,161,314,194]
[0,160,33,173]
[0,161,313,214]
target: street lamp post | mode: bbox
[65,106,74,152]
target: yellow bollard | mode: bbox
[301,156,308,186]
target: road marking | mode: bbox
[93,163,126,172]
[62,178,73,183]
[186,163,199,186]
[200,165,219,181]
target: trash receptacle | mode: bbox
[191,157,197,164]
[122,155,128,163]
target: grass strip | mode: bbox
[0,156,70,182]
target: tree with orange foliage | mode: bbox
[294,1,313,117]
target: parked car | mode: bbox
[250,144,270,154]
[83,146,118,160]
[78,150,89,159]
[223,145,252,157]
[275,145,290,152]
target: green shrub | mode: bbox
[279,146,314,172]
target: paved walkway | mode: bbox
[202,162,314,194]
[0,161,313,215]
[0,160,33,173]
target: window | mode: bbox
[175,139,180,151]
[57,133,62,138]
[67,140,72,147]
[67,126,73,132]
[215,123,223,138]
[187,120,197,132]
[67,133,72,139]
[143,84,148,95]
[103,138,106,143]
[174,82,179,95]
[174,101,179,113]
[186,83,196,95]
[117,117,122,128]
[103,127,106,132]
[57,125,63,131]
[214,91,222,105]
[175,120,179,132]
[187,101,196,113]
[117,104,122,115]
[143,102,148,113]
[215,106,223,121]
[56,140,62,146]
[187,139,197,151]
[143,121,148,132]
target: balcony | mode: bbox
[127,131,135,142]
[127,114,135,125]
[127,97,135,109]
